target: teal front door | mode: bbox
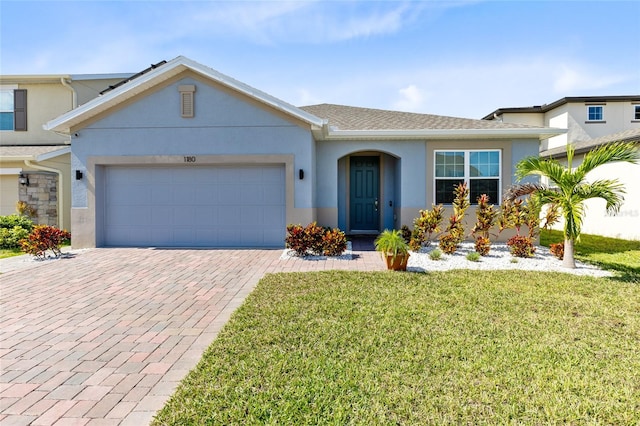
[350,156,380,232]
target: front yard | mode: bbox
[153,266,640,424]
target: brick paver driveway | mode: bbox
[1,244,382,425]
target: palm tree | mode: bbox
[512,141,638,268]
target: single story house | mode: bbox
[44,56,562,248]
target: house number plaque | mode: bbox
[184,156,197,163]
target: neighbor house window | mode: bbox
[634,105,640,120]
[0,87,27,131]
[587,105,603,121]
[435,150,501,205]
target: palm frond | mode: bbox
[574,180,626,214]
[515,156,565,183]
[578,141,639,175]
[504,183,547,201]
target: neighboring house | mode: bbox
[44,56,561,248]
[484,96,640,240]
[0,72,132,230]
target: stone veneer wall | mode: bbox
[18,172,58,227]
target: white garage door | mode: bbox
[103,165,285,247]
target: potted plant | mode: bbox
[374,229,410,271]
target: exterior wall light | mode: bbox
[18,172,29,186]
[299,169,304,180]
[75,170,84,180]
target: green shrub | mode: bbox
[0,214,34,232]
[466,251,481,262]
[0,214,34,249]
[0,226,30,249]
[429,248,443,261]
[20,225,71,259]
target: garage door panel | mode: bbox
[151,187,172,204]
[263,206,285,227]
[104,165,285,247]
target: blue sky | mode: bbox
[1,1,638,118]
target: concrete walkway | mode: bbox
[0,242,383,425]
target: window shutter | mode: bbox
[181,92,194,117]
[178,85,195,118]
[14,89,27,131]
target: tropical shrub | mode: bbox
[474,236,491,256]
[438,233,459,255]
[400,225,412,244]
[439,183,469,254]
[20,225,71,259]
[409,204,444,250]
[506,235,536,258]
[285,223,323,256]
[0,214,34,232]
[550,242,564,260]
[0,214,34,248]
[471,194,497,255]
[499,195,540,258]
[0,226,30,249]
[321,228,348,256]
[16,201,37,218]
[285,223,347,256]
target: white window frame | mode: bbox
[586,105,604,122]
[434,149,502,205]
[634,105,640,121]
[0,85,17,131]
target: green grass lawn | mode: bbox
[153,269,640,425]
[540,229,640,282]
[0,248,23,259]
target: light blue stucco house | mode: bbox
[45,56,561,248]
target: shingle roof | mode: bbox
[541,128,640,158]
[300,103,542,131]
[483,95,640,121]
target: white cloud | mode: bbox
[393,84,426,112]
[183,1,419,44]
[552,64,628,93]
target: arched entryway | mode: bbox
[337,151,400,234]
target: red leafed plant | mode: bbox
[550,242,564,260]
[471,194,497,256]
[20,225,71,259]
[285,222,347,256]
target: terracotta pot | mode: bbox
[385,252,410,271]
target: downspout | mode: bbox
[24,160,65,230]
[60,77,77,109]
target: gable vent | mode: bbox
[179,85,196,118]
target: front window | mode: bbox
[634,105,640,120]
[435,150,501,205]
[0,89,14,130]
[587,105,603,121]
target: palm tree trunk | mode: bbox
[563,237,576,268]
